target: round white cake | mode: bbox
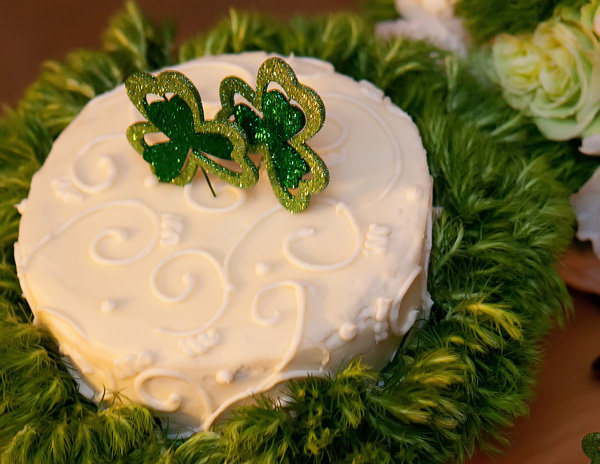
[15,52,432,434]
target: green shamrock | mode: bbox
[126,70,258,189]
[583,433,600,464]
[217,57,329,213]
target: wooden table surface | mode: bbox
[469,288,600,464]
[2,2,599,463]
[0,0,359,106]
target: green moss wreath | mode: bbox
[0,2,596,463]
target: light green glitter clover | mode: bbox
[126,70,259,190]
[217,57,329,213]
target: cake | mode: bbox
[14,52,432,434]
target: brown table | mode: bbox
[0,0,358,106]
[2,2,599,463]
[469,289,600,464]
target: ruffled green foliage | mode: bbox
[0,4,593,463]
[360,0,399,23]
[19,0,173,139]
[104,0,175,75]
[0,309,161,464]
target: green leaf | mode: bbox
[145,95,196,144]
[262,90,305,141]
[142,141,189,182]
[582,433,600,463]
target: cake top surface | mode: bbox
[15,51,432,431]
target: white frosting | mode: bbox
[15,52,433,434]
[51,175,83,204]
[216,370,234,385]
[160,214,183,246]
[100,298,117,313]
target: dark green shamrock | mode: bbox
[218,57,329,213]
[141,95,234,182]
[233,90,308,190]
[126,70,258,189]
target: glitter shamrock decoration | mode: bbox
[126,70,258,190]
[217,57,329,213]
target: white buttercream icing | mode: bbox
[15,52,433,434]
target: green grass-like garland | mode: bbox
[0,3,595,463]
[455,0,587,43]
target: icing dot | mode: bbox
[255,262,271,275]
[100,299,117,313]
[144,175,158,188]
[15,199,28,214]
[406,185,424,200]
[375,332,389,343]
[374,320,389,343]
[375,297,393,321]
[338,322,358,341]
[216,370,234,385]
[137,350,154,368]
[51,176,83,204]
[178,338,196,358]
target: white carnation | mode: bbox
[376,0,470,55]
[571,168,600,259]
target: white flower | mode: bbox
[376,0,470,54]
[491,0,600,155]
[581,134,600,155]
[571,168,600,259]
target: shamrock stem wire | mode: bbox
[201,168,217,197]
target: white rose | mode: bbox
[491,0,600,155]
